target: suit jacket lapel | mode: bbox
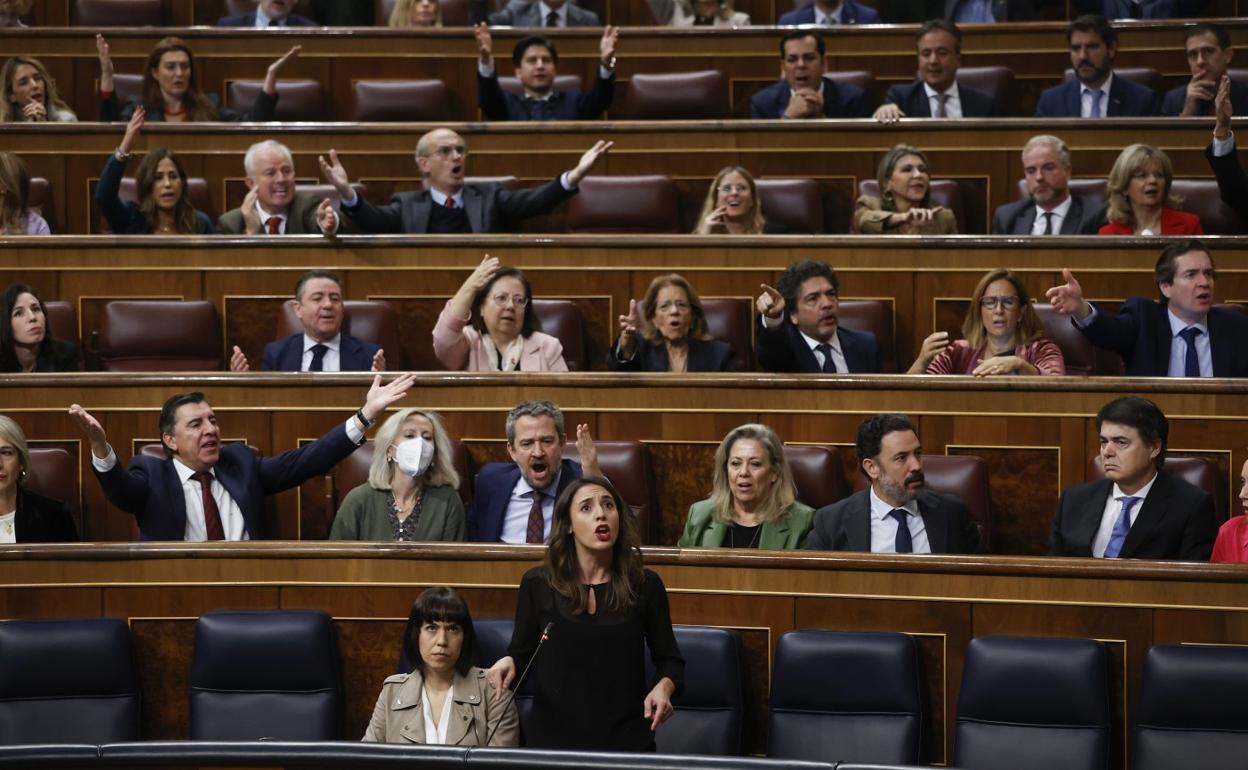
[281,336,303,371]
[1208,311,1231,377]
[1152,304,1174,375]
[1059,198,1083,234]
[909,84,931,117]
[1014,203,1037,235]
[465,187,486,233]
[837,328,860,373]
[212,452,253,536]
[339,334,362,370]
[760,517,791,549]
[519,335,545,371]
[1120,474,1172,557]
[412,192,433,234]
[162,459,190,533]
[703,520,729,547]
[1107,77,1125,117]
[787,324,821,372]
[848,491,872,551]
[919,494,947,553]
[1078,481,1113,554]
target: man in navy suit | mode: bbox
[1162,25,1248,117]
[778,0,878,25]
[476,0,600,27]
[991,134,1106,235]
[1046,240,1248,377]
[1048,396,1215,560]
[229,270,384,373]
[750,31,871,119]
[1075,0,1210,18]
[476,27,617,122]
[754,260,882,373]
[467,400,601,543]
[873,20,999,123]
[68,374,416,540]
[805,413,983,553]
[1035,15,1160,117]
[217,0,317,26]
[1207,76,1248,222]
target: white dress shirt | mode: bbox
[1081,73,1114,118]
[420,684,455,745]
[923,82,963,118]
[1211,133,1235,157]
[429,188,465,209]
[302,333,342,372]
[868,485,931,554]
[1091,472,1158,558]
[1031,194,1073,235]
[499,466,563,544]
[253,7,287,27]
[815,3,843,23]
[759,315,849,371]
[538,1,567,25]
[1165,310,1213,378]
[255,202,288,235]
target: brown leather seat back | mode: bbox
[352,80,451,121]
[74,0,164,25]
[1034,304,1096,376]
[1171,179,1245,235]
[563,440,658,543]
[566,176,681,233]
[1063,66,1162,94]
[756,178,824,234]
[297,182,367,208]
[28,177,55,232]
[620,71,728,119]
[530,299,586,371]
[498,75,583,96]
[923,454,992,549]
[700,297,751,371]
[228,79,326,120]
[825,70,875,96]
[43,301,78,348]
[25,447,79,520]
[782,444,848,511]
[99,73,144,121]
[277,299,402,368]
[98,300,222,371]
[1089,455,1227,522]
[836,299,895,373]
[958,66,1016,114]
[857,179,965,234]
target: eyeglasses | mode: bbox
[718,184,749,194]
[657,301,691,313]
[490,293,528,308]
[980,295,1020,309]
[430,145,467,158]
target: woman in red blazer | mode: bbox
[1098,144,1204,236]
[1210,457,1248,563]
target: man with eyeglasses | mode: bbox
[991,135,1106,235]
[754,260,881,373]
[318,127,612,234]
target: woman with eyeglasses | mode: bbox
[907,268,1065,376]
[1098,144,1203,236]
[608,273,736,372]
[433,255,568,372]
[693,167,775,235]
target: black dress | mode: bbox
[506,566,684,752]
[14,488,78,543]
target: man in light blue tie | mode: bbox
[1047,397,1216,560]
[1035,15,1160,118]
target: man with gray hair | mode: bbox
[218,139,340,235]
[467,399,600,543]
[991,134,1106,235]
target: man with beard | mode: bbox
[754,260,881,373]
[804,413,983,553]
[991,134,1106,234]
[873,19,999,124]
[1035,15,1159,117]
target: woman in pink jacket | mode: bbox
[433,255,568,372]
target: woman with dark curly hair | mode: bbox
[0,283,79,373]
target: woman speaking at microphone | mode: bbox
[486,477,684,751]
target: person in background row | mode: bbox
[477,0,600,27]
[678,423,814,549]
[649,0,750,26]
[693,167,777,235]
[751,31,871,119]
[0,152,50,235]
[1206,77,1248,223]
[1,56,77,122]
[778,0,878,25]
[990,134,1106,235]
[1074,0,1209,20]
[97,34,299,122]
[0,0,32,28]
[331,408,465,542]
[1098,144,1203,236]
[475,27,617,122]
[854,144,956,235]
[217,0,317,27]
[1210,457,1248,563]
[1163,24,1248,117]
[217,140,342,236]
[874,19,999,124]
[609,273,737,372]
[1036,15,1160,118]
[389,0,442,26]
[0,414,78,543]
[0,283,80,373]
[909,268,1066,376]
[94,109,216,234]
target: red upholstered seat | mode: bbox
[958,66,1016,114]
[620,71,728,119]
[825,70,875,95]
[1170,179,1245,235]
[73,0,164,26]
[25,447,79,522]
[97,300,222,371]
[700,298,751,371]
[837,299,896,373]
[782,445,848,511]
[227,79,326,121]
[566,176,681,233]
[756,178,824,234]
[531,299,586,371]
[351,80,452,121]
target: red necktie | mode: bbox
[191,471,225,541]
[266,216,280,234]
[525,490,545,544]
[444,197,456,210]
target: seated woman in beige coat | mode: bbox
[364,586,519,745]
[853,143,957,235]
[433,255,568,372]
[678,423,814,549]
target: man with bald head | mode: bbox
[320,128,611,234]
[218,140,340,235]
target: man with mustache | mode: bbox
[218,141,341,236]
[991,134,1106,235]
[1046,240,1248,377]
[1035,15,1160,118]
[1048,396,1215,560]
[754,260,881,373]
[804,413,983,553]
[873,19,999,124]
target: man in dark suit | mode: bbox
[1075,0,1210,18]
[750,31,871,119]
[320,127,611,234]
[217,0,317,26]
[476,0,600,26]
[805,413,983,554]
[229,270,385,373]
[991,134,1106,235]
[1162,25,1248,117]
[468,400,601,543]
[1046,240,1248,377]
[68,374,415,540]
[1207,76,1248,222]
[476,27,617,122]
[874,20,999,124]
[941,0,1041,21]
[1048,396,1216,560]
[218,140,340,236]
[754,260,881,373]
[1035,15,1160,117]
[778,0,879,26]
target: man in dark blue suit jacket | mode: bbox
[1046,241,1248,377]
[69,375,415,540]
[1161,25,1248,117]
[1206,78,1248,223]
[1035,15,1160,117]
[754,260,882,373]
[217,0,317,26]
[476,29,616,122]
[873,20,999,123]
[1074,0,1209,18]
[778,0,878,25]
[750,31,871,119]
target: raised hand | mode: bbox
[263,45,302,96]
[361,373,416,424]
[907,331,949,373]
[1045,268,1090,319]
[1214,76,1232,138]
[22,100,47,122]
[370,348,386,372]
[600,25,619,66]
[96,34,115,94]
[474,22,493,65]
[784,88,822,119]
[228,345,250,372]
[318,149,352,197]
[576,423,600,478]
[617,298,641,349]
[316,198,338,235]
[68,404,110,459]
[567,140,613,187]
[118,105,145,156]
[702,205,727,231]
[873,102,905,125]
[240,186,262,235]
[755,283,784,319]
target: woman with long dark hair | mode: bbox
[0,283,78,373]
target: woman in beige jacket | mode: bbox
[363,587,519,745]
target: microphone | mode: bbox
[484,622,553,747]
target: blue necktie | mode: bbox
[1088,89,1103,118]
[889,509,913,554]
[1178,327,1203,378]
[308,343,328,372]
[815,343,838,373]
[1102,496,1139,559]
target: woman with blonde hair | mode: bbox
[1,56,77,122]
[694,166,767,234]
[1099,143,1203,236]
[330,407,465,541]
[0,414,78,543]
[389,0,442,27]
[678,423,813,549]
[854,143,956,235]
[0,152,50,235]
[609,273,736,372]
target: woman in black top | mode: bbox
[0,283,79,373]
[486,476,683,751]
[0,414,78,543]
[608,273,736,372]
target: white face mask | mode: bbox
[393,437,434,478]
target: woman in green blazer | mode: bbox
[678,423,814,550]
[330,407,466,542]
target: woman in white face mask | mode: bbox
[330,408,466,541]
